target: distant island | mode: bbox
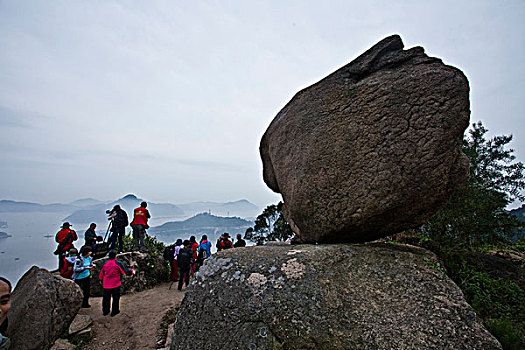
[0,231,11,238]
[150,212,253,244]
[0,194,260,224]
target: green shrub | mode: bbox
[391,234,525,349]
[486,318,524,350]
[454,266,523,320]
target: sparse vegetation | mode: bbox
[389,122,525,349]
[244,202,294,245]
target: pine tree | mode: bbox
[421,121,525,247]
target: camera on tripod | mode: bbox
[106,208,117,220]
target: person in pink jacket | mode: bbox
[99,250,134,316]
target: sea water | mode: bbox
[0,212,94,287]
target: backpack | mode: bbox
[197,246,207,261]
[114,209,129,227]
[178,248,194,266]
[60,258,74,279]
[163,244,175,261]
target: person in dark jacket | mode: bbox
[84,223,98,249]
[177,240,194,291]
[108,205,129,252]
[234,233,246,248]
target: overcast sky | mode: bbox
[1,0,524,208]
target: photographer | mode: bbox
[107,205,128,252]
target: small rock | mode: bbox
[50,338,75,350]
[76,327,92,337]
[69,314,93,335]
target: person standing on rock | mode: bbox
[108,205,129,252]
[73,246,94,308]
[0,277,11,350]
[55,222,78,270]
[130,202,150,252]
[177,240,194,291]
[99,250,134,317]
[234,233,246,248]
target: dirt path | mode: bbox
[80,282,184,350]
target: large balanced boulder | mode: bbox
[6,266,82,350]
[90,251,169,297]
[171,245,501,350]
[260,34,470,243]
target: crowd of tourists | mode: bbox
[53,202,150,315]
[0,199,251,350]
[166,232,246,291]
[53,200,249,314]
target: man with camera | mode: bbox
[107,205,129,252]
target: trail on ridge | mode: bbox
[80,282,184,350]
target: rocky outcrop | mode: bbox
[260,34,470,243]
[6,266,82,350]
[171,245,501,350]
[90,251,169,297]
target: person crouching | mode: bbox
[99,250,134,317]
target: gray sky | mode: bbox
[1,0,524,208]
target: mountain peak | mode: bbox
[120,194,139,200]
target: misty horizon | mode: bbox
[1,1,524,208]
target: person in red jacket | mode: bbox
[189,236,199,276]
[59,248,78,279]
[130,202,150,252]
[99,250,134,316]
[55,222,78,270]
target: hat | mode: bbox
[175,239,183,245]
[61,222,72,228]
[223,232,230,238]
[113,205,120,210]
